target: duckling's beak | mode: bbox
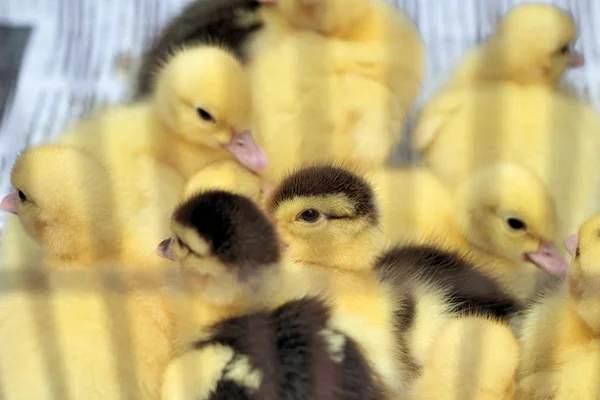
[564,234,579,257]
[525,240,569,278]
[156,237,175,261]
[568,51,585,68]
[223,131,268,173]
[0,192,18,214]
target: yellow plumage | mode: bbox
[245,0,424,182]
[413,83,600,259]
[0,265,173,399]
[515,213,600,399]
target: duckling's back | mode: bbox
[177,296,385,400]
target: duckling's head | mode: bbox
[1,145,118,262]
[157,190,280,305]
[488,3,583,84]
[564,213,600,328]
[457,164,568,278]
[275,0,370,35]
[154,45,267,173]
[563,214,600,270]
[266,164,384,272]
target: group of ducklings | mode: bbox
[0,0,599,399]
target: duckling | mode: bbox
[515,213,600,400]
[157,190,384,399]
[268,164,522,399]
[0,145,124,269]
[266,163,411,397]
[62,44,267,179]
[251,0,424,179]
[451,163,569,299]
[447,3,584,89]
[0,263,173,399]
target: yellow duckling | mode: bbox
[516,213,600,400]
[0,145,124,269]
[157,189,385,399]
[447,3,584,88]
[250,0,424,180]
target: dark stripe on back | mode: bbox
[192,297,384,400]
[375,246,523,320]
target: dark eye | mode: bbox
[297,209,321,223]
[575,246,580,258]
[17,190,27,202]
[176,237,186,249]
[197,108,215,122]
[507,218,526,230]
[559,44,570,54]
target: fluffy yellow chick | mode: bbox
[452,163,569,300]
[516,213,600,400]
[158,189,385,400]
[244,0,424,181]
[0,263,173,399]
[447,3,584,88]
[0,145,125,269]
[61,44,266,179]
[412,79,600,255]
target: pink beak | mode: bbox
[156,237,175,261]
[0,192,18,214]
[525,240,569,278]
[564,234,579,257]
[569,51,585,68]
[222,131,269,174]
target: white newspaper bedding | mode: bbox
[0,0,598,231]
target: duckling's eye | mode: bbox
[17,190,27,202]
[507,218,527,231]
[559,44,570,55]
[196,108,215,122]
[297,209,321,223]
